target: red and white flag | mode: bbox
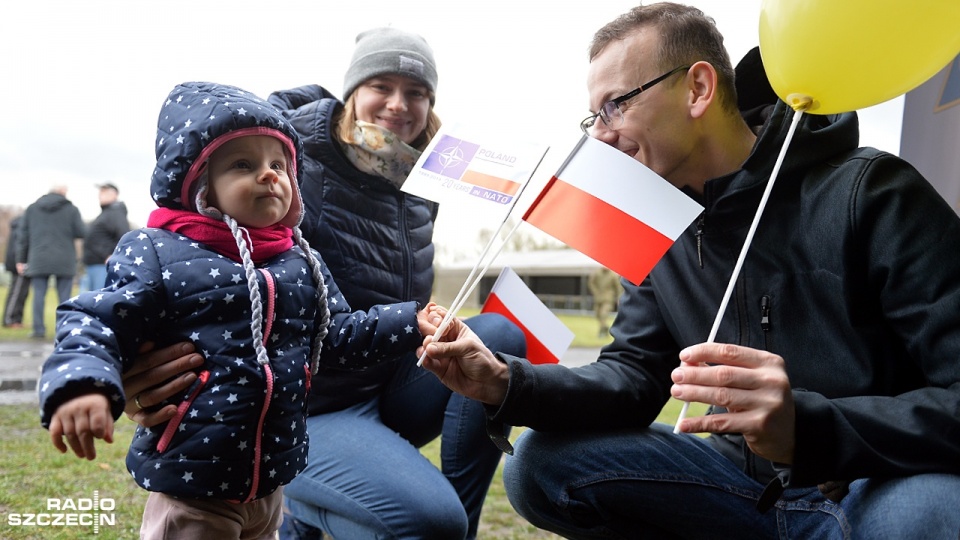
[523,136,703,285]
[481,267,573,365]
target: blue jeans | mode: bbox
[30,275,73,337]
[503,422,960,539]
[282,313,526,540]
[80,264,108,293]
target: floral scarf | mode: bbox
[341,121,422,188]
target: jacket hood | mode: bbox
[734,47,860,190]
[700,99,859,228]
[748,101,859,183]
[151,81,306,228]
[35,192,72,212]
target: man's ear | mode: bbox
[686,61,717,119]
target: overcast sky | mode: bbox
[0,1,904,256]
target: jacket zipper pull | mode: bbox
[760,295,771,332]
[695,214,705,269]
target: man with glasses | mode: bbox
[419,2,960,538]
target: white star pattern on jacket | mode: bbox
[39,81,426,504]
[41,226,422,502]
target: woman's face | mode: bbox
[352,74,431,145]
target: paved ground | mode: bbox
[0,339,52,405]
[0,340,600,406]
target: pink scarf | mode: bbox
[147,208,294,264]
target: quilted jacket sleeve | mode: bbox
[39,229,167,426]
[314,249,422,370]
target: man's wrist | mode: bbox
[487,359,510,405]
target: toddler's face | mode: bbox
[206,135,293,228]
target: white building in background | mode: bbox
[433,249,603,312]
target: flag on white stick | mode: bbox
[522,136,703,285]
[900,54,960,211]
[481,267,573,365]
[402,123,549,219]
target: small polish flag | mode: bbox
[481,267,573,365]
[523,136,703,285]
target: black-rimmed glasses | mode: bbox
[580,65,690,134]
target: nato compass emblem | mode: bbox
[423,135,480,180]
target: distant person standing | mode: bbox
[80,183,129,292]
[16,185,85,339]
[3,215,29,328]
[587,266,621,337]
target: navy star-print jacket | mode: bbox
[38,82,423,502]
[40,228,421,501]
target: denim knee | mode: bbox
[465,313,527,358]
[846,474,960,538]
[502,430,555,524]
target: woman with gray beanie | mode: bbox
[123,27,526,540]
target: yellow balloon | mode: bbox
[759,0,960,114]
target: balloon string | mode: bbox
[674,108,806,434]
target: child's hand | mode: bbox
[417,302,447,337]
[49,394,114,460]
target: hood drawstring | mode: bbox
[238,226,254,258]
[293,226,330,374]
[222,214,331,374]
[223,214,271,367]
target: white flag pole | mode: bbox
[674,108,806,433]
[417,218,525,366]
[447,219,524,317]
[417,149,550,366]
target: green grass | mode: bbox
[0,283,707,538]
[0,401,704,540]
[0,406,146,539]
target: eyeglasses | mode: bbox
[580,65,690,135]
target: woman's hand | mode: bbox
[122,341,203,427]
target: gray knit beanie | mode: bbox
[343,27,438,103]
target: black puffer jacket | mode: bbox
[269,85,439,413]
[492,99,960,489]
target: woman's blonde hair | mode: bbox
[335,91,441,152]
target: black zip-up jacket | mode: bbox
[81,201,129,265]
[491,99,960,489]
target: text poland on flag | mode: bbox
[523,136,703,285]
[402,123,549,220]
[481,267,573,365]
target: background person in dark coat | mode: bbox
[15,185,84,338]
[3,215,29,328]
[79,183,130,292]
